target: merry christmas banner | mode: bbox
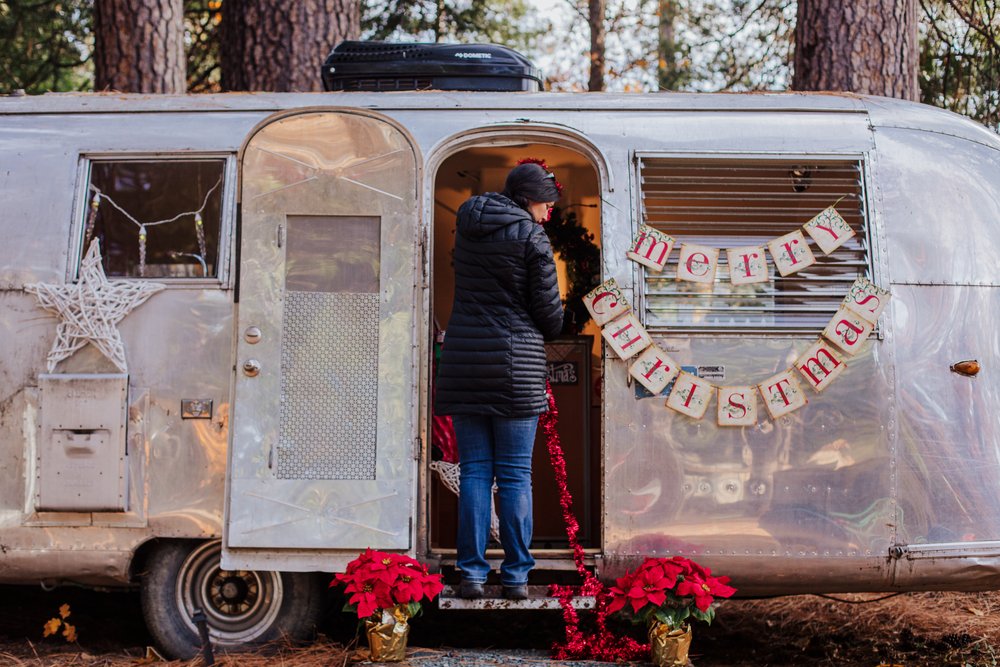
[584,205,891,425]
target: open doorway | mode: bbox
[429,141,604,561]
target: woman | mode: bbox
[435,161,565,600]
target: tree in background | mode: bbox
[663,0,795,91]
[920,0,999,130]
[93,0,186,92]
[3,0,998,134]
[793,0,920,99]
[588,0,607,90]
[220,0,359,91]
[363,0,540,49]
[0,0,92,93]
[185,0,222,92]
[657,0,689,90]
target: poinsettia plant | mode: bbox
[333,548,444,619]
[608,556,736,629]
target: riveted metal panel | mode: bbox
[37,374,128,511]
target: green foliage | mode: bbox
[919,0,1000,132]
[543,206,601,335]
[659,0,795,92]
[0,0,93,93]
[634,592,718,627]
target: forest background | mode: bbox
[0,0,997,132]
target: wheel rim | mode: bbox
[176,541,284,646]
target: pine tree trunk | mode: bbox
[221,0,359,92]
[793,0,919,100]
[657,0,679,90]
[93,0,185,93]
[588,0,606,92]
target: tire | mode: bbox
[140,539,324,660]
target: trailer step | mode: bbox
[437,585,595,610]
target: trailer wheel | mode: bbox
[140,540,324,660]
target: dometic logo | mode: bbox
[455,52,492,59]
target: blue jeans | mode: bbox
[452,414,539,586]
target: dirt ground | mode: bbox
[2,584,1000,666]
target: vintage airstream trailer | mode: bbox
[1,88,998,658]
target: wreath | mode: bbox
[544,205,601,336]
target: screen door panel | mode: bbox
[227,111,418,557]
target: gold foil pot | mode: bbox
[648,621,692,667]
[364,605,411,662]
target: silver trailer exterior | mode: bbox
[1,91,998,656]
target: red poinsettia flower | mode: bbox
[421,570,445,600]
[607,571,637,614]
[615,561,671,613]
[394,572,426,604]
[334,549,445,618]
[674,571,737,612]
[607,556,737,626]
[346,579,394,618]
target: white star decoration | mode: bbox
[25,240,164,373]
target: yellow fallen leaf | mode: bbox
[967,606,987,616]
[59,604,71,619]
[43,618,61,637]
[62,622,77,642]
[137,646,165,663]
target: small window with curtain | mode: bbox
[637,156,873,334]
[80,158,227,279]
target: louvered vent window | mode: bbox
[639,157,872,334]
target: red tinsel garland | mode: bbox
[541,382,647,661]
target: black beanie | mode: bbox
[501,162,561,210]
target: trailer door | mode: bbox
[224,110,420,570]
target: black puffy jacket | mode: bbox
[435,193,564,417]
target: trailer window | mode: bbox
[638,157,872,334]
[81,159,226,279]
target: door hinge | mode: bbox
[418,234,428,289]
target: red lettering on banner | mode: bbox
[768,378,793,406]
[798,348,842,386]
[835,319,865,345]
[611,322,643,350]
[852,293,881,314]
[685,253,710,276]
[727,393,748,419]
[590,291,617,315]
[781,240,802,265]
[738,252,759,278]
[812,223,840,241]
[641,357,667,380]
[633,233,672,265]
[682,382,700,408]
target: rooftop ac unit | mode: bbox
[321,41,542,92]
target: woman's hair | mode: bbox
[501,162,561,210]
